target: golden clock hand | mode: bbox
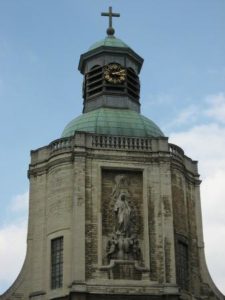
[111,71,120,75]
[112,70,125,75]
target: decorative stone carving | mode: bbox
[106,233,142,263]
[98,170,149,280]
[105,174,142,264]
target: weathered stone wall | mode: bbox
[171,167,215,297]
[46,164,73,234]
[147,160,176,285]
[171,171,188,236]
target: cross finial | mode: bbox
[101,7,120,36]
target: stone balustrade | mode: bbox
[50,137,73,152]
[169,143,184,162]
[91,134,152,151]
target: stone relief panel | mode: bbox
[101,170,146,279]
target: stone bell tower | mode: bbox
[1,7,224,300]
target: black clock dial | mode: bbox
[104,64,126,84]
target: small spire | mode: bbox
[101,6,120,36]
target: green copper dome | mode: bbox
[61,108,164,138]
[89,36,129,51]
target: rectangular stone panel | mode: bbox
[102,169,143,238]
[101,169,144,280]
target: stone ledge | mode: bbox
[70,281,179,296]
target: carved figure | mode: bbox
[114,193,131,236]
[106,234,118,261]
[105,233,142,263]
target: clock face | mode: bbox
[104,64,126,84]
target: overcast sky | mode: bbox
[0,0,225,295]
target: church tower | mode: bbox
[1,7,224,300]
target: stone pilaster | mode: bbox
[72,139,86,284]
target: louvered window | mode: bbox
[85,65,103,98]
[127,68,140,101]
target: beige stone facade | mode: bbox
[1,132,223,300]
